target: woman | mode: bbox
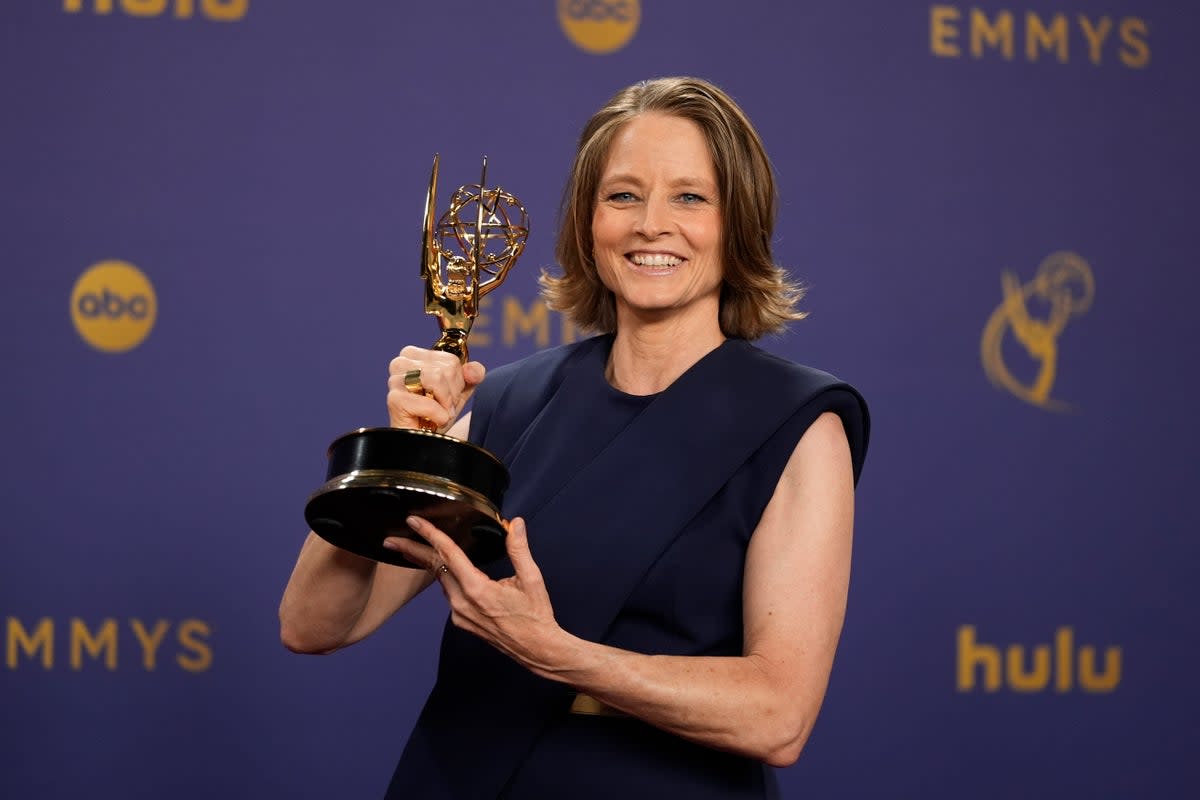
[280,76,869,798]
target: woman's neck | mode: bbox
[606,314,726,396]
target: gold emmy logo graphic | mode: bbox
[558,0,640,54]
[70,260,158,353]
[980,251,1094,411]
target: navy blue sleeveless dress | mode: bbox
[386,335,869,799]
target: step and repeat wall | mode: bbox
[3,2,1197,797]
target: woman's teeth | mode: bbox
[630,254,682,267]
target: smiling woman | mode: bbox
[589,113,725,356]
[545,77,804,342]
[279,76,870,799]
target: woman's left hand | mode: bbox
[393,515,566,676]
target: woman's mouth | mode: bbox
[627,252,684,275]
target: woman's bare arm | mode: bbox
[279,345,483,654]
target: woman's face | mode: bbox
[591,112,723,329]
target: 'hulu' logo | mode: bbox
[957,625,1121,693]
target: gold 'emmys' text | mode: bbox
[7,617,213,672]
[930,6,1149,67]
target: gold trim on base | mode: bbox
[311,468,503,527]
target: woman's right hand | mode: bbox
[387,346,486,432]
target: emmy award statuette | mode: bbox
[304,155,528,568]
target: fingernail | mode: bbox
[381,538,399,551]
[406,516,420,530]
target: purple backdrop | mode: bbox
[3,1,1198,797]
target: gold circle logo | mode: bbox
[70,260,158,353]
[558,0,640,54]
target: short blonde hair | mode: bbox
[541,76,805,340]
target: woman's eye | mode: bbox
[677,193,706,204]
[606,191,636,202]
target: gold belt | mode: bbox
[569,693,628,717]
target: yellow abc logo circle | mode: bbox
[70,260,158,353]
[558,0,640,54]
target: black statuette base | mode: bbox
[304,427,510,569]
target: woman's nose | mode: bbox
[633,197,670,238]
